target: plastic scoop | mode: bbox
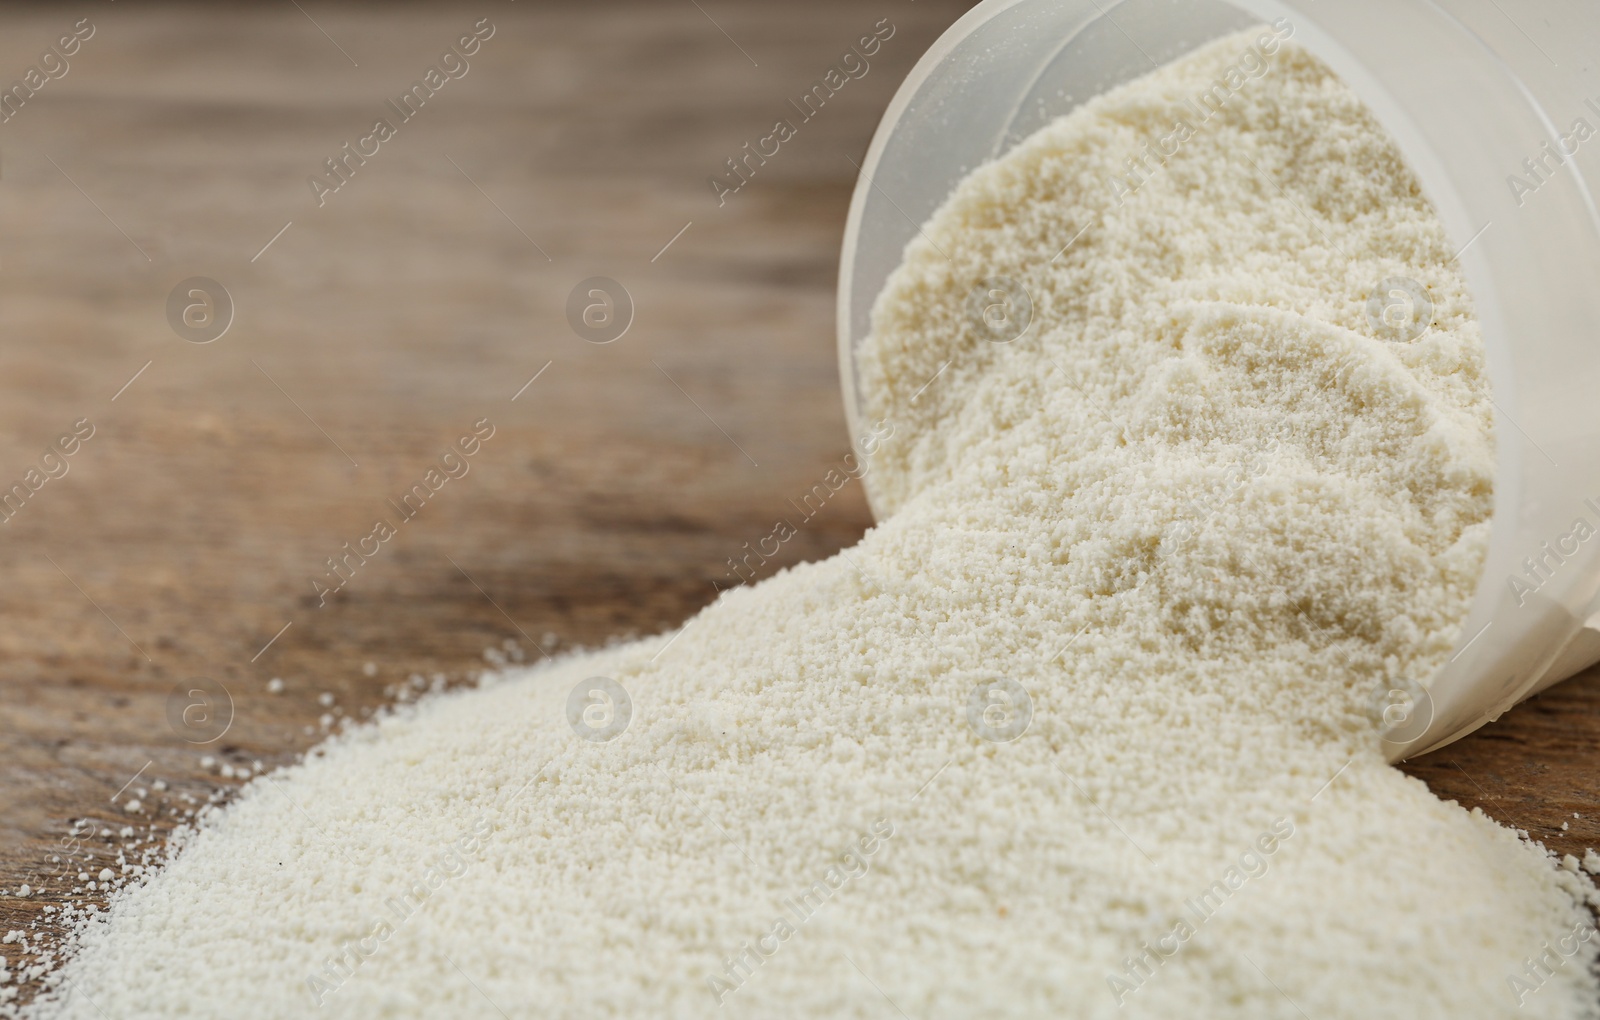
[837,0,1600,761]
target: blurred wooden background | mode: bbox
[0,0,1595,1003]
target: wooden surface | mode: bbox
[0,0,1596,1003]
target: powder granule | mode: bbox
[18,29,1600,1020]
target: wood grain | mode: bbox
[0,0,1595,1004]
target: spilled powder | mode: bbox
[19,28,1600,1020]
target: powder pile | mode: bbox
[18,29,1600,1020]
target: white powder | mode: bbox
[17,30,1600,1020]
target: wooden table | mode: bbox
[1,0,1595,1003]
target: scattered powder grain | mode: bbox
[17,30,1600,1020]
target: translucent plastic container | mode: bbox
[838,0,1600,760]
